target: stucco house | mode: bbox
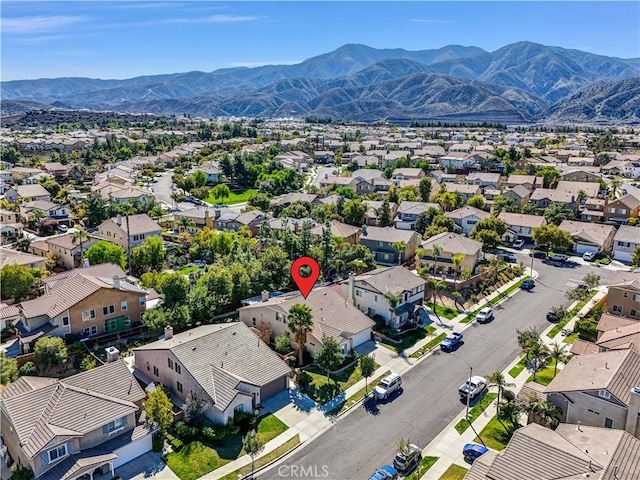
[497,212,546,241]
[310,220,361,245]
[0,208,23,239]
[606,271,640,319]
[30,233,100,270]
[558,220,616,255]
[613,225,640,263]
[395,202,441,231]
[529,188,578,211]
[445,206,491,235]
[4,184,51,203]
[362,200,399,227]
[604,195,640,224]
[97,213,162,252]
[417,232,483,277]
[358,225,421,266]
[133,322,290,425]
[502,185,531,208]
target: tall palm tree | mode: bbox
[120,203,137,275]
[452,253,465,279]
[431,244,443,277]
[177,216,195,233]
[287,304,314,367]
[549,342,570,378]
[497,399,521,433]
[384,290,403,326]
[487,370,515,417]
[72,228,89,267]
[527,341,550,382]
[391,241,406,266]
[536,400,561,429]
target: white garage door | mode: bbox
[575,243,596,255]
[351,328,372,348]
[113,433,153,468]
[614,250,632,263]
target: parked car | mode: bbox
[373,373,402,401]
[520,279,535,290]
[583,251,596,261]
[57,225,68,233]
[475,307,494,323]
[459,376,488,401]
[512,239,525,249]
[368,465,398,480]
[549,253,568,262]
[500,253,518,263]
[463,443,489,463]
[393,444,422,475]
[530,250,547,259]
[547,308,562,322]
[440,332,464,351]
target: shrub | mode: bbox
[9,467,34,480]
[202,426,216,440]
[64,333,79,345]
[19,361,38,376]
[274,333,292,354]
[152,434,164,452]
[1,327,16,343]
[287,355,296,366]
[80,355,97,371]
[502,389,515,403]
[170,437,184,452]
[297,371,312,388]
[70,341,85,353]
[175,421,199,438]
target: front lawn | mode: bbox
[406,456,439,480]
[219,434,301,480]
[507,356,528,378]
[331,370,391,415]
[179,266,203,275]
[563,332,578,344]
[409,332,447,358]
[460,277,529,324]
[379,325,438,353]
[302,360,380,404]
[165,413,287,480]
[439,464,469,480]
[526,363,558,386]
[206,188,257,205]
[474,416,514,451]
[454,393,498,434]
[547,290,597,338]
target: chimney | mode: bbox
[348,272,356,305]
[116,214,122,226]
[164,325,173,340]
[625,386,640,436]
[105,346,120,363]
[113,276,120,290]
[261,290,269,302]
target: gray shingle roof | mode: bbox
[445,206,490,221]
[360,225,420,243]
[350,266,426,295]
[421,231,482,255]
[614,225,640,244]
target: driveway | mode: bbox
[111,452,178,480]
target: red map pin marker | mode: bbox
[291,256,321,299]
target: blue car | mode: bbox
[368,465,398,480]
[520,279,535,290]
[440,332,463,351]
[463,443,489,463]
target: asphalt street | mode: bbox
[260,256,616,480]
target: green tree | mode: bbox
[414,211,430,236]
[377,199,392,227]
[359,354,376,395]
[633,245,640,267]
[531,224,573,251]
[418,177,432,202]
[549,342,570,378]
[212,183,230,205]
[274,333,292,354]
[189,266,233,322]
[392,241,406,265]
[192,169,207,187]
[582,272,601,290]
[1,352,18,385]
[469,217,508,251]
[159,272,190,308]
[314,335,345,381]
[492,195,514,214]
[1,265,35,301]
[34,337,68,370]
[19,361,38,376]
[176,216,195,232]
[287,304,314,366]
[144,385,174,435]
[436,191,462,212]
[80,355,98,371]
[243,430,265,479]
[487,370,515,418]
[131,236,166,275]
[466,195,485,209]
[84,192,108,227]
[85,240,126,269]
[72,228,89,265]
[247,192,272,211]
[258,246,291,291]
[342,199,367,226]
[544,202,574,225]
[143,304,190,334]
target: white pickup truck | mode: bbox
[458,376,487,400]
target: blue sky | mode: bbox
[2,1,639,81]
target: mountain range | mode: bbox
[2,42,640,124]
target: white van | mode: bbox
[373,373,402,400]
[549,253,568,262]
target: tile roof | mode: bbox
[443,183,481,194]
[505,185,531,198]
[421,231,482,255]
[135,322,290,410]
[614,225,640,244]
[597,322,640,351]
[0,360,143,459]
[556,181,600,198]
[497,212,546,229]
[0,248,45,268]
[45,450,117,480]
[515,381,548,407]
[100,213,161,236]
[611,194,640,210]
[13,184,51,198]
[41,263,127,290]
[445,206,491,221]
[597,313,639,333]
[310,220,361,238]
[360,225,420,243]
[608,271,640,289]
[558,220,616,248]
[396,201,441,215]
[349,266,426,295]
[570,339,601,356]
[530,188,576,203]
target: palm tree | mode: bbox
[428,279,447,319]
[497,399,521,433]
[549,342,570,378]
[528,341,550,382]
[487,370,515,417]
[287,304,314,367]
[384,290,403,326]
[177,216,195,233]
[391,241,406,266]
[120,203,137,275]
[536,400,560,429]
[452,253,465,279]
[431,244,443,277]
[72,228,89,267]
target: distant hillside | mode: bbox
[2,42,639,124]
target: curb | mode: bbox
[236,439,305,480]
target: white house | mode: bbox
[445,206,491,235]
[613,225,640,263]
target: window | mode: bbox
[139,296,146,306]
[620,209,627,215]
[608,207,615,213]
[175,364,181,374]
[146,361,150,371]
[467,220,477,225]
[121,301,128,311]
[62,316,69,327]
[104,416,127,435]
[356,289,362,297]
[624,292,629,298]
[367,308,376,317]
[82,309,96,321]
[613,305,623,314]
[177,381,183,393]
[631,310,640,318]
[91,326,97,335]
[102,305,115,316]
[598,389,611,399]
[374,295,378,302]
[83,327,90,335]
[633,294,640,302]
[168,358,174,369]
[605,418,621,429]
[42,444,68,465]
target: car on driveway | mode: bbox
[512,239,525,249]
[475,307,494,323]
[583,251,596,261]
[459,376,488,401]
[440,332,464,351]
[393,443,422,475]
[369,465,398,480]
[520,279,535,290]
[463,443,489,463]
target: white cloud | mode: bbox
[2,15,86,34]
[409,18,456,25]
[169,14,262,24]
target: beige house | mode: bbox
[238,287,375,357]
[606,271,640,318]
[603,194,640,224]
[4,184,51,203]
[497,212,546,241]
[173,206,216,234]
[0,208,23,238]
[97,213,162,252]
[571,313,640,356]
[613,225,640,263]
[556,180,600,199]
[417,231,482,277]
[545,349,640,437]
[529,188,578,210]
[502,185,531,207]
[310,220,361,245]
[558,220,616,255]
[442,183,482,204]
[506,174,543,190]
[0,248,45,270]
[30,233,100,270]
[445,206,491,236]
[358,225,421,266]
[17,264,147,350]
[133,323,290,425]
[0,360,154,480]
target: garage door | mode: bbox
[614,250,632,263]
[351,328,372,348]
[575,244,596,255]
[261,375,287,401]
[113,433,153,468]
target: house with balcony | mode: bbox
[606,271,640,318]
[16,264,147,351]
[0,360,155,480]
[445,206,491,235]
[603,194,640,224]
[395,202,441,230]
[339,266,427,329]
[417,232,482,278]
[97,213,162,252]
[613,225,640,264]
[133,322,290,425]
[358,225,421,266]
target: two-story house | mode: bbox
[497,212,546,242]
[556,181,600,201]
[4,184,51,203]
[604,194,640,224]
[0,248,46,270]
[16,264,147,351]
[545,349,640,438]
[581,198,607,222]
[19,200,70,223]
[97,213,162,252]
[0,208,23,239]
[133,323,290,425]
[529,188,578,211]
[173,206,217,234]
[340,266,427,329]
[391,168,424,183]
[214,211,265,235]
[417,232,483,277]
[570,313,640,356]
[0,360,155,480]
[238,287,375,356]
[613,225,640,264]
[506,175,543,190]
[310,220,361,245]
[445,206,491,235]
[30,233,100,270]
[606,271,640,319]
[196,161,222,183]
[466,172,501,189]
[502,185,531,208]
[558,220,617,255]
[442,183,482,204]
[358,225,421,266]
[363,200,399,227]
[395,202,441,230]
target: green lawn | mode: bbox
[302,360,380,404]
[508,356,528,378]
[563,332,578,344]
[431,303,459,320]
[179,266,203,275]
[526,363,559,386]
[206,188,257,205]
[409,332,447,358]
[439,464,469,480]
[454,393,498,434]
[460,277,529,324]
[331,370,391,414]
[379,325,438,354]
[218,434,301,480]
[406,456,439,480]
[165,414,287,480]
[547,290,597,338]
[474,416,514,451]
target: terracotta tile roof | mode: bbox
[597,313,639,332]
[349,266,426,295]
[570,339,600,356]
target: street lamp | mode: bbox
[453,353,473,422]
